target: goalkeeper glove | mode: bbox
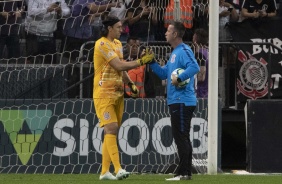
[128,82,139,98]
[136,48,155,66]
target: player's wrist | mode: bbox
[136,59,143,66]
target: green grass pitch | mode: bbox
[1,173,282,184]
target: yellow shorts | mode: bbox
[94,97,124,127]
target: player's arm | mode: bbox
[109,57,140,71]
[181,50,200,80]
[149,62,168,80]
[109,49,154,71]
[122,71,133,84]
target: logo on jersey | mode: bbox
[100,42,104,46]
[108,51,114,57]
[237,51,270,99]
[103,112,111,120]
[170,54,176,63]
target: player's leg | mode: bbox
[101,137,111,173]
[104,122,130,180]
[114,97,130,180]
[94,97,129,180]
[99,136,116,180]
[104,123,121,173]
[166,103,195,181]
[94,98,117,180]
[177,105,195,178]
[101,98,122,174]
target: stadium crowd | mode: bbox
[0,0,280,60]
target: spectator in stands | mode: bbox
[226,0,243,10]
[165,0,194,41]
[149,21,199,181]
[123,36,158,98]
[152,0,169,41]
[225,0,244,21]
[62,0,118,98]
[193,28,209,98]
[193,0,209,31]
[219,0,239,42]
[62,0,118,63]
[0,0,24,62]
[217,0,238,107]
[123,36,147,98]
[126,0,158,42]
[93,15,154,180]
[123,36,141,61]
[25,0,70,64]
[241,0,277,21]
[108,0,130,42]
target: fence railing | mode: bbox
[1,41,282,109]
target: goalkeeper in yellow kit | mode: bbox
[93,15,154,180]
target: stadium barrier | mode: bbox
[0,98,221,174]
[246,99,282,173]
[2,41,281,106]
[0,64,68,99]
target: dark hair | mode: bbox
[101,15,120,37]
[126,36,140,43]
[194,28,208,45]
[171,21,186,38]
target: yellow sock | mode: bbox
[101,137,111,175]
[105,134,121,173]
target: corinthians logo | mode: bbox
[237,51,270,99]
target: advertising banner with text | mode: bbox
[0,98,214,174]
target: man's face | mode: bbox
[126,39,141,58]
[110,21,123,39]
[165,25,176,43]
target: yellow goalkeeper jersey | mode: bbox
[93,37,124,98]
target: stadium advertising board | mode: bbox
[0,99,214,174]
